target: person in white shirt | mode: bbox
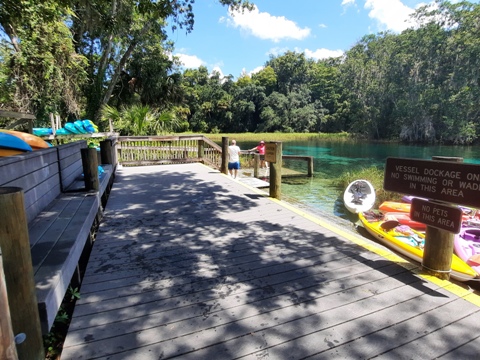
[228,139,241,178]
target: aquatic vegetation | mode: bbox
[335,167,403,207]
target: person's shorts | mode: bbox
[228,161,240,170]
[259,155,265,161]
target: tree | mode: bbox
[265,51,312,94]
[100,104,180,135]
[229,81,266,132]
[252,66,277,95]
[70,0,254,120]
[0,0,87,120]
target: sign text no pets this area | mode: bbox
[384,157,480,208]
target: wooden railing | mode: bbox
[282,155,314,177]
[116,136,313,179]
[117,135,222,168]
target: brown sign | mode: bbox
[410,198,463,234]
[384,157,480,208]
[265,143,276,163]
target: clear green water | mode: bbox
[243,140,480,227]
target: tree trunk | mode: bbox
[100,23,153,112]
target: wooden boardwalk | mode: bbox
[62,163,480,360]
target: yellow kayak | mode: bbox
[359,212,477,282]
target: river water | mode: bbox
[243,140,480,228]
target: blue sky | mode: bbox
[167,0,475,79]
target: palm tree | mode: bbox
[100,104,180,135]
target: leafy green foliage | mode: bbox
[67,286,81,301]
[2,0,480,145]
[100,104,180,135]
[0,1,87,118]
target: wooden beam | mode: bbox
[0,110,35,120]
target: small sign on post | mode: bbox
[410,198,463,234]
[265,143,277,163]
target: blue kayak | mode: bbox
[0,132,33,152]
[74,120,88,134]
[64,123,82,134]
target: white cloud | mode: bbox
[364,0,418,33]
[210,66,225,78]
[248,66,264,76]
[175,53,206,69]
[304,48,344,60]
[221,5,311,43]
[342,0,356,6]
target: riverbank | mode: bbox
[206,132,352,143]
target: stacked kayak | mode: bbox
[379,201,411,213]
[378,201,425,230]
[359,211,478,282]
[0,129,51,150]
[0,132,33,156]
[34,120,99,136]
[380,200,473,224]
[382,211,426,231]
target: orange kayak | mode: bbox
[0,129,51,150]
[379,201,410,213]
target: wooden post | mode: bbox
[81,148,99,191]
[422,156,463,280]
[0,246,19,360]
[0,188,44,360]
[27,119,33,135]
[253,154,260,178]
[111,137,118,167]
[198,139,205,160]
[269,142,282,199]
[221,137,229,175]
[422,227,455,280]
[307,156,314,177]
[55,114,61,132]
[100,139,113,165]
[49,113,56,135]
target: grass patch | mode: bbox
[206,132,352,142]
[334,166,403,207]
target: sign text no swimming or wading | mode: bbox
[384,157,480,208]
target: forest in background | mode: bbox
[1,0,480,144]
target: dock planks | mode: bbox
[61,163,480,360]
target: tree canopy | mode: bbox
[2,0,480,143]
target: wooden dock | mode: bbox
[61,163,480,359]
